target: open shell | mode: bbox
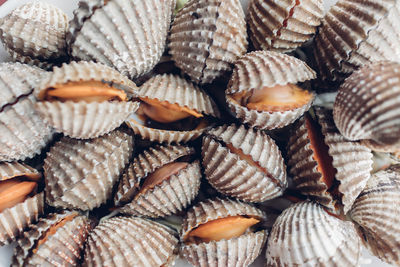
[226,51,315,130]
[202,123,287,202]
[44,129,134,211]
[169,0,247,84]
[68,0,175,79]
[83,216,179,267]
[266,201,362,266]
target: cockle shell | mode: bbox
[169,0,247,84]
[68,0,176,79]
[83,216,179,267]
[44,129,134,210]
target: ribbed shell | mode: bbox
[169,0,247,84]
[202,124,287,202]
[44,129,133,210]
[12,211,93,267]
[0,1,68,67]
[350,165,400,266]
[361,139,400,153]
[68,0,175,79]
[83,216,178,267]
[226,51,315,130]
[333,61,400,148]
[287,108,373,213]
[314,0,400,83]
[266,201,362,266]
[0,161,40,181]
[247,0,323,52]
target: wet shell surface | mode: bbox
[180,198,267,267]
[202,123,287,202]
[314,0,400,83]
[0,1,69,68]
[12,211,94,267]
[169,0,248,84]
[115,144,201,218]
[334,61,400,149]
[83,216,179,267]
[44,129,134,211]
[35,61,139,139]
[266,201,362,266]
[68,0,175,79]
[247,0,323,52]
[226,51,315,130]
[0,62,53,162]
[287,108,373,213]
[350,165,400,266]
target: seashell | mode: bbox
[333,61,400,150]
[83,216,178,267]
[180,198,267,267]
[314,0,400,83]
[225,51,315,130]
[12,210,94,267]
[169,0,248,84]
[201,123,287,202]
[287,107,373,213]
[247,0,324,52]
[0,1,69,68]
[127,74,220,144]
[44,129,134,211]
[68,0,176,79]
[115,144,201,218]
[266,201,362,266]
[35,61,140,139]
[0,62,53,162]
[350,164,400,266]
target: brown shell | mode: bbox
[83,216,179,267]
[247,0,324,52]
[202,124,287,202]
[0,161,40,181]
[44,129,134,211]
[169,0,248,84]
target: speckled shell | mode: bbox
[115,144,201,218]
[83,216,179,267]
[266,201,362,266]
[12,211,94,267]
[202,124,287,202]
[225,51,315,130]
[180,198,267,267]
[0,1,69,68]
[35,61,139,139]
[169,0,247,84]
[44,129,133,211]
[314,0,400,83]
[68,0,175,79]
[287,108,373,213]
[350,165,400,266]
[333,61,400,149]
[247,0,323,52]
[0,62,53,162]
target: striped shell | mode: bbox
[83,216,179,267]
[0,1,68,68]
[180,198,267,267]
[115,144,201,218]
[226,51,315,130]
[68,0,175,79]
[350,165,400,266]
[44,129,133,211]
[314,0,400,83]
[247,0,324,52]
[287,108,373,213]
[202,123,287,202]
[266,201,362,266]
[169,0,247,84]
[333,61,400,149]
